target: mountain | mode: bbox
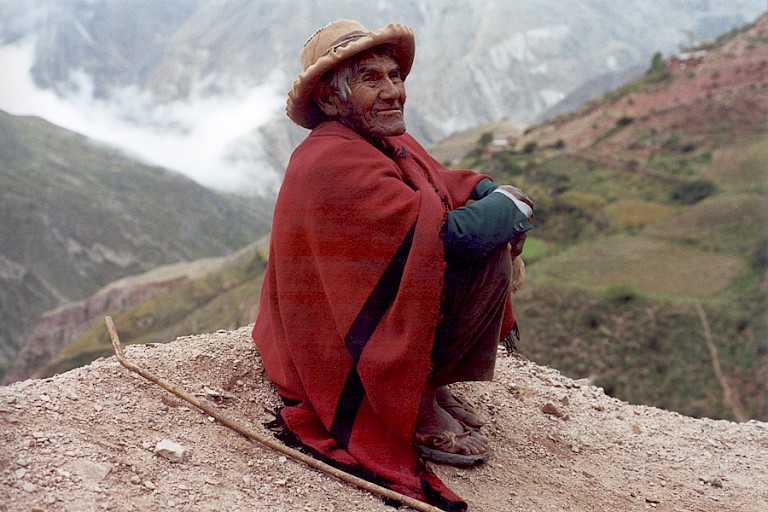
[14,13,765,422]
[444,14,768,421]
[0,111,272,379]
[1,0,764,195]
[2,238,268,383]
[1,327,766,511]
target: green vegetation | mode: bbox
[669,179,717,204]
[461,132,766,421]
[450,27,767,419]
[454,138,765,423]
[645,52,671,83]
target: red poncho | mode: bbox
[253,121,490,510]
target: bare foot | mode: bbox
[436,386,486,428]
[416,386,487,456]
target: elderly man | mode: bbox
[253,20,533,510]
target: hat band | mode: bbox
[323,31,367,57]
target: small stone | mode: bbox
[68,460,113,483]
[542,402,569,420]
[155,439,188,463]
[144,480,157,490]
[22,482,36,492]
[130,475,142,485]
[14,468,27,479]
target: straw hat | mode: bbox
[286,20,415,129]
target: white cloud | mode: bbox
[0,41,285,195]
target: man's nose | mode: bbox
[379,76,402,99]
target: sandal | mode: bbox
[415,428,489,467]
[437,392,486,429]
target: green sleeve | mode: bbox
[442,190,532,261]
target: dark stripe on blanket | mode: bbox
[330,224,416,449]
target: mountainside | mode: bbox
[17,14,766,422]
[443,14,768,421]
[2,239,268,384]
[1,328,766,511]
[1,0,764,195]
[0,111,272,379]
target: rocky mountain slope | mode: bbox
[1,1,764,194]
[3,239,268,384]
[0,111,272,378]
[1,326,766,511]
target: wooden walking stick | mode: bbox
[104,316,445,512]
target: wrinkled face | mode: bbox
[320,52,407,140]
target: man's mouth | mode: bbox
[377,107,402,116]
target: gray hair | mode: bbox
[325,44,399,100]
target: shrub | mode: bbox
[489,151,525,176]
[669,179,717,205]
[645,52,671,83]
[603,285,644,308]
[523,142,538,154]
[478,131,494,146]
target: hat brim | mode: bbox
[286,23,415,129]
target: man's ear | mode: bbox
[312,82,340,117]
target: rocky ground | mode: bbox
[1,325,766,511]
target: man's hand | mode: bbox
[509,233,527,260]
[498,185,534,213]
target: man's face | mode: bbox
[330,53,407,139]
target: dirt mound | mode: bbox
[1,326,766,511]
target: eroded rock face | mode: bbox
[2,276,188,384]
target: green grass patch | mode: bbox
[606,200,676,230]
[705,140,768,194]
[645,193,766,255]
[531,235,747,299]
[519,236,557,261]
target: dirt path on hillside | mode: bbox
[1,326,766,511]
